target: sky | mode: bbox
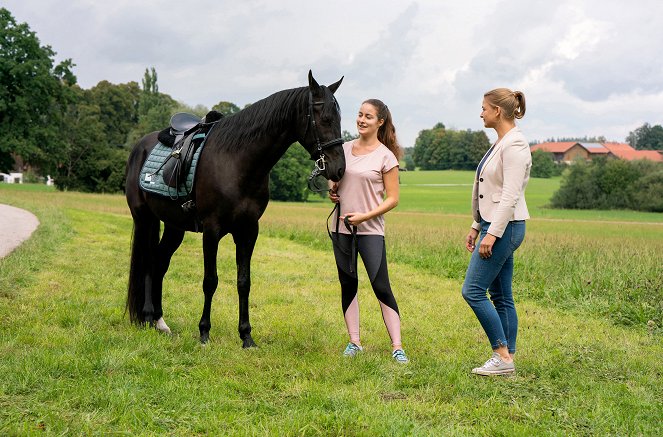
[5,0,663,146]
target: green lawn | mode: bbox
[397,170,663,222]
[0,179,661,435]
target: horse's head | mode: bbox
[299,70,346,184]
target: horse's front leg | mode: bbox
[199,227,221,343]
[233,222,259,348]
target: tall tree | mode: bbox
[0,8,76,172]
[125,68,177,146]
[626,123,663,150]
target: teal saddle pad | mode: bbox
[139,139,205,198]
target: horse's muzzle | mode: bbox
[329,166,344,182]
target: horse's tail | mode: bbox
[126,217,160,323]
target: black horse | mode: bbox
[125,71,345,347]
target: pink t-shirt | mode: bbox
[334,140,399,235]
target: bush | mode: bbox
[531,150,555,178]
[550,157,663,211]
[631,169,663,212]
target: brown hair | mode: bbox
[484,88,526,120]
[362,98,403,160]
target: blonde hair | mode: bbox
[362,98,403,160]
[484,88,526,120]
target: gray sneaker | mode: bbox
[471,352,515,376]
[343,342,363,357]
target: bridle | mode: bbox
[303,89,343,191]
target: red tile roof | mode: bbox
[603,142,663,162]
[530,142,609,154]
[530,142,577,153]
[531,141,663,161]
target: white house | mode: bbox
[0,172,23,183]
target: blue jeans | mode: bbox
[462,220,525,354]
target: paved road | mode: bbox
[0,204,40,258]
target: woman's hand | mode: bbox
[341,212,368,226]
[465,228,479,252]
[328,182,339,203]
[479,233,497,258]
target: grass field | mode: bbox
[1,173,662,435]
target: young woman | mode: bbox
[328,99,408,363]
[462,88,531,376]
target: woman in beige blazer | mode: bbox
[461,88,531,376]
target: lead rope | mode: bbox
[327,202,358,274]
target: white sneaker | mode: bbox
[471,352,515,376]
[343,342,363,357]
[392,349,409,363]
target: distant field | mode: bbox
[397,170,663,222]
[0,179,661,435]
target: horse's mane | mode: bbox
[207,85,339,152]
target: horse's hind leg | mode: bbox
[141,217,161,325]
[233,222,259,348]
[153,224,185,334]
[199,226,222,343]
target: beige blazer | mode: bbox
[471,126,531,238]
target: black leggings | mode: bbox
[332,233,399,315]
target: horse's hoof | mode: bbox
[242,337,257,349]
[200,333,210,344]
[155,317,172,335]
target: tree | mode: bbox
[342,130,358,142]
[89,80,140,147]
[412,123,490,170]
[0,8,75,172]
[412,124,444,170]
[269,143,311,201]
[54,86,106,191]
[540,135,606,143]
[53,84,130,193]
[626,123,663,150]
[631,168,663,212]
[125,68,177,146]
[212,101,241,116]
[403,147,415,170]
[530,150,556,178]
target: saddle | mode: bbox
[157,111,223,189]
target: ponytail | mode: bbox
[362,98,403,160]
[484,88,526,120]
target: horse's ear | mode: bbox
[328,76,344,94]
[308,70,321,93]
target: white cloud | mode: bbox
[4,0,663,146]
